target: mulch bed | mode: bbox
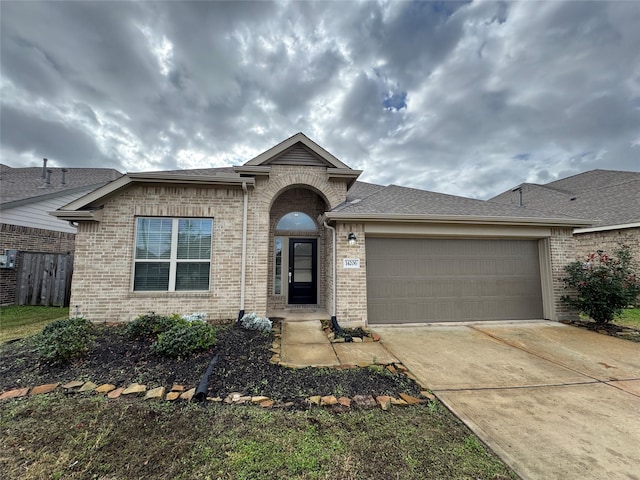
[0,322,421,404]
[563,319,640,342]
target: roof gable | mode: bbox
[243,132,351,169]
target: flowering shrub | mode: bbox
[562,246,640,325]
[240,312,272,332]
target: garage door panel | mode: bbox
[366,238,544,324]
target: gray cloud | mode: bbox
[0,0,638,197]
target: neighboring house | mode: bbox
[489,169,640,266]
[0,162,122,305]
[52,133,591,326]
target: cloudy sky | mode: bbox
[1,1,638,199]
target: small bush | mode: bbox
[240,312,272,332]
[37,317,95,365]
[562,246,640,325]
[151,321,217,358]
[125,312,183,340]
[181,312,208,322]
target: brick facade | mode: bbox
[574,227,640,267]
[0,223,75,305]
[68,165,350,323]
[65,162,588,326]
[334,222,368,327]
[548,227,579,321]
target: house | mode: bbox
[51,133,591,326]
[0,162,122,305]
[489,170,640,266]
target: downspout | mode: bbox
[324,221,346,336]
[238,182,248,322]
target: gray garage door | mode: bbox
[366,238,543,324]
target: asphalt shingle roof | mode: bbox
[1,164,122,205]
[335,183,583,220]
[489,169,640,227]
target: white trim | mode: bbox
[538,238,556,321]
[573,222,640,234]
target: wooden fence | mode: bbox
[15,252,74,306]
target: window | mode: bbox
[274,237,282,294]
[134,218,212,291]
[276,212,316,231]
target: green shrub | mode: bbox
[125,312,183,340]
[562,246,640,325]
[150,321,217,358]
[36,317,95,365]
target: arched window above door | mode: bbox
[276,212,317,231]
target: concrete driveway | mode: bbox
[373,321,640,480]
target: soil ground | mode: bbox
[0,321,421,404]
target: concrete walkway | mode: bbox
[279,320,399,367]
[373,321,640,480]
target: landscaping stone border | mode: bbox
[1,324,436,410]
[0,379,435,411]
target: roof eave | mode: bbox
[49,209,103,222]
[126,172,253,186]
[57,174,255,212]
[232,165,271,176]
[327,168,363,188]
[325,212,593,227]
[574,221,640,234]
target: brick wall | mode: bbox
[574,227,640,267]
[334,222,368,327]
[70,165,352,323]
[548,227,579,321]
[70,185,245,322]
[0,223,75,305]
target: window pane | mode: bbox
[274,237,282,294]
[176,263,210,290]
[276,212,316,231]
[294,242,313,255]
[178,219,213,259]
[134,263,170,291]
[136,218,173,259]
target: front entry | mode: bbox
[288,238,317,304]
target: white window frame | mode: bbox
[133,217,213,292]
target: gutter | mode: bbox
[324,221,349,339]
[323,222,337,318]
[325,212,593,227]
[574,222,640,234]
[238,182,248,322]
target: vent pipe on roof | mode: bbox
[45,169,52,185]
[61,168,67,185]
[512,186,523,206]
[42,158,48,178]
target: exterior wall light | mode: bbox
[347,232,357,246]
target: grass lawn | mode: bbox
[1,394,515,480]
[0,305,69,343]
[613,307,640,329]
